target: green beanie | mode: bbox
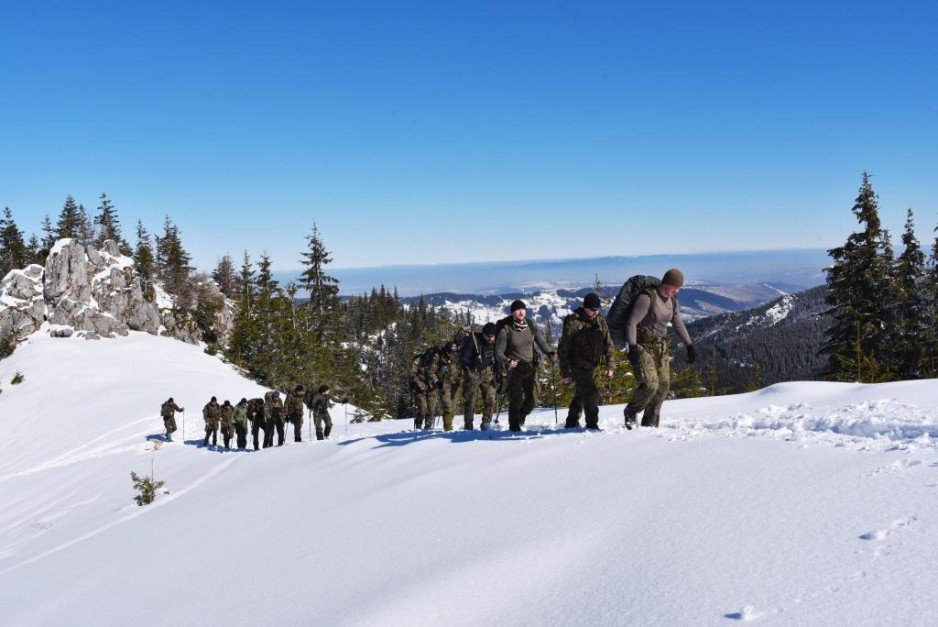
[662,268,685,288]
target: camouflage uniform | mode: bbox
[558,306,615,429]
[233,400,249,449]
[247,398,266,450]
[264,391,285,447]
[459,331,497,430]
[411,349,439,430]
[160,399,184,440]
[202,398,221,446]
[219,401,235,448]
[307,389,347,440]
[285,387,306,442]
[436,344,460,431]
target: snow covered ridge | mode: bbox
[0,238,231,344]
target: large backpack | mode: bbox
[606,275,675,348]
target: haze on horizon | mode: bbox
[1,1,935,273]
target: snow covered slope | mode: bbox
[1,333,937,625]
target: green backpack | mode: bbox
[605,275,676,348]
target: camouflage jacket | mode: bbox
[309,392,345,417]
[285,392,305,418]
[161,400,183,418]
[220,403,234,428]
[233,404,249,426]
[410,350,438,392]
[203,401,221,423]
[558,307,616,378]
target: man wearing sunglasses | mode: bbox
[558,292,616,430]
[623,269,697,429]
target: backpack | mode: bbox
[494,315,541,368]
[606,275,676,348]
[453,325,475,356]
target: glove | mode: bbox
[687,345,697,364]
[440,365,449,374]
[628,345,642,367]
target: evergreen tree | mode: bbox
[26,234,42,265]
[922,224,938,377]
[133,220,155,281]
[40,215,55,251]
[155,216,193,307]
[55,195,83,240]
[822,173,899,382]
[892,208,927,377]
[298,223,339,324]
[76,204,95,245]
[212,254,237,298]
[94,193,130,252]
[0,207,28,275]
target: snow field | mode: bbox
[0,332,937,625]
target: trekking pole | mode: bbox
[308,408,312,441]
[182,409,186,443]
[549,362,558,426]
[345,401,348,435]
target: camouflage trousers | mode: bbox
[289,412,304,442]
[438,383,459,431]
[414,390,437,430]
[221,423,234,448]
[463,369,495,429]
[626,340,670,427]
[203,420,218,446]
[162,415,177,435]
[314,410,333,440]
[251,419,267,450]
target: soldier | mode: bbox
[410,347,438,430]
[160,397,184,441]
[233,398,249,449]
[459,322,498,430]
[219,400,235,449]
[436,342,460,431]
[248,398,266,450]
[308,384,348,440]
[558,293,615,430]
[624,268,697,429]
[202,396,221,447]
[264,390,285,446]
[285,385,306,443]
[495,300,556,432]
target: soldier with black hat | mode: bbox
[558,293,615,430]
[459,322,498,430]
[495,299,556,432]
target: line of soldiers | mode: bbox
[412,268,696,433]
[159,383,347,450]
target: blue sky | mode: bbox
[1,0,935,272]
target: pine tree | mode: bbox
[155,216,193,307]
[134,220,155,282]
[298,223,339,325]
[40,215,55,251]
[94,193,130,252]
[76,204,95,246]
[0,207,28,275]
[822,173,899,382]
[55,195,83,240]
[26,234,42,265]
[892,208,927,377]
[212,254,237,298]
[922,224,938,377]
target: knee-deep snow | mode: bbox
[0,332,937,625]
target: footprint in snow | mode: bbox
[724,605,761,621]
[859,515,917,541]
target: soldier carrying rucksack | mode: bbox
[459,322,498,430]
[264,390,285,446]
[285,385,306,443]
[411,348,439,430]
[558,293,615,430]
[608,269,696,429]
[202,396,221,447]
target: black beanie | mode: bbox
[482,322,497,335]
[510,299,526,312]
[583,293,601,309]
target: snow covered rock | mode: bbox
[0,238,234,346]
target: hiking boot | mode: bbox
[623,409,637,430]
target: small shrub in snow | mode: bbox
[0,336,15,359]
[130,472,166,506]
[11,371,24,385]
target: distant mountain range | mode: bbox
[278,248,829,297]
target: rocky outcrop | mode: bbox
[0,238,234,346]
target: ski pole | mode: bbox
[182,409,186,442]
[344,402,348,435]
[308,408,312,441]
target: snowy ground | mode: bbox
[1,333,937,625]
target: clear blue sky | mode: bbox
[1,0,935,272]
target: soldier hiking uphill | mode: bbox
[202,397,221,447]
[160,398,184,442]
[559,293,615,430]
[307,384,348,440]
[264,390,285,447]
[233,398,249,449]
[247,398,266,450]
[220,400,235,449]
[495,300,556,432]
[436,342,460,431]
[459,322,498,430]
[286,385,306,442]
[411,348,439,430]
[624,269,697,429]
